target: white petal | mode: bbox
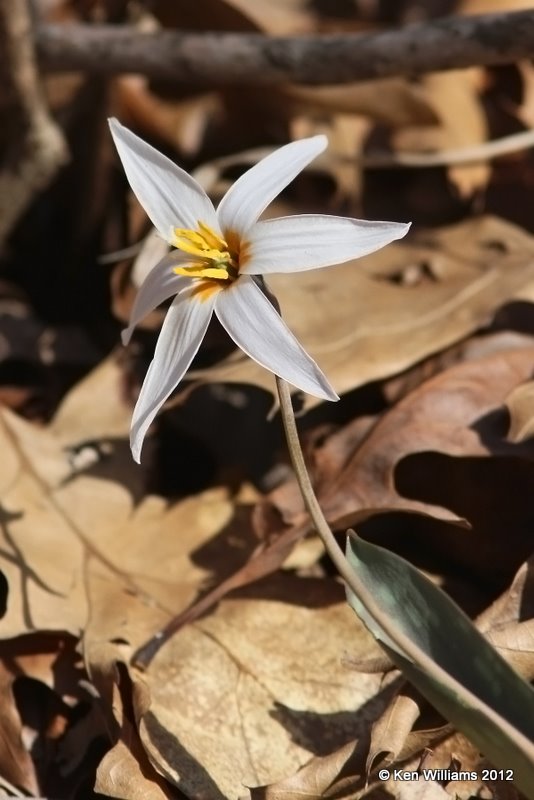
[216,136,327,237]
[242,215,411,274]
[130,289,216,462]
[122,251,191,345]
[215,276,338,401]
[109,118,217,240]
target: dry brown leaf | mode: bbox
[473,555,534,680]
[318,346,534,525]
[485,619,534,680]
[290,112,372,208]
[0,661,39,795]
[0,399,393,799]
[214,0,315,33]
[94,659,179,800]
[137,573,387,800]
[251,718,456,800]
[249,738,369,800]
[382,776,450,799]
[282,79,439,128]
[255,345,534,606]
[0,633,84,796]
[113,76,222,159]
[366,689,421,773]
[0,377,259,644]
[392,70,489,198]
[478,555,534,633]
[193,216,534,408]
[150,0,259,32]
[48,353,131,444]
[505,380,534,442]
[514,61,534,130]
[459,0,534,13]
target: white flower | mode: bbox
[109,118,410,462]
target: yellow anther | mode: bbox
[173,221,229,259]
[172,221,238,283]
[173,238,225,260]
[173,228,206,247]
[198,221,228,251]
[174,265,231,280]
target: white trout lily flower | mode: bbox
[109,118,410,462]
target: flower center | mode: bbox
[172,221,239,282]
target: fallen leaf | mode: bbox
[505,380,534,443]
[138,573,389,800]
[0,401,400,799]
[320,346,534,525]
[0,632,84,797]
[0,393,259,644]
[94,658,179,800]
[192,217,534,406]
[366,688,422,773]
[0,660,39,795]
[392,69,489,199]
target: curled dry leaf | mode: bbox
[191,216,534,405]
[392,69,489,199]
[474,555,534,681]
[94,656,178,800]
[251,718,455,800]
[366,688,422,774]
[0,632,84,797]
[249,738,369,800]
[505,380,534,443]
[0,659,39,795]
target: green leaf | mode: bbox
[345,532,534,798]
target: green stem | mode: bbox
[275,375,362,590]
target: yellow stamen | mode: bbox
[174,265,231,280]
[173,238,225,260]
[198,221,228,251]
[172,220,239,284]
[173,222,229,260]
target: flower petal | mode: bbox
[130,289,216,462]
[216,136,327,237]
[242,215,411,274]
[122,251,192,345]
[109,118,217,240]
[215,276,338,401]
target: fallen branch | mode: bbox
[37,10,534,86]
[0,0,68,247]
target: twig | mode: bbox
[37,10,534,86]
[0,0,68,247]
[191,130,534,202]
[364,128,534,168]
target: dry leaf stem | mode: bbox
[37,10,534,86]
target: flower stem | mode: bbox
[275,376,363,590]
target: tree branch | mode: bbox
[0,0,68,247]
[36,10,534,86]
